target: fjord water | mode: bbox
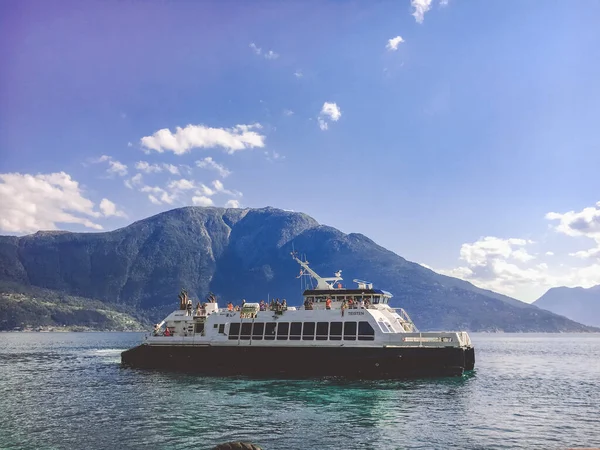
[1,334,599,450]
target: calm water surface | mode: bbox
[0,333,599,450]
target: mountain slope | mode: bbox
[0,206,595,332]
[0,282,149,331]
[534,285,600,327]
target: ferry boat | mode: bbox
[121,252,475,378]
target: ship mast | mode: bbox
[291,251,342,290]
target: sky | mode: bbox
[1,0,600,303]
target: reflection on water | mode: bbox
[0,332,599,450]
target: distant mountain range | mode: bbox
[534,285,600,328]
[0,206,596,332]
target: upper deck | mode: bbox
[145,251,474,350]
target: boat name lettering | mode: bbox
[347,311,365,316]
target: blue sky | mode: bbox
[2,0,600,302]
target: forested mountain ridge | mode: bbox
[0,206,596,332]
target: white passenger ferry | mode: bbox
[121,252,475,378]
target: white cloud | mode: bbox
[99,198,126,218]
[163,164,179,175]
[436,237,550,298]
[135,161,162,173]
[249,43,279,60]
[140,123,265,155]
[411,0,433,23]
[386,36,405,51]
[512,248,536,263]
[265,150,285,162]
[435,200,600,300]
[196,157,231,178]
[437,233,600,301]
[321,102,342,121]
[283,109,294,116]
[458,236,532,266]
[97,155,128,176]
[135,161,180,175]
[318,102,342,131]
[140,185,175,205]
[294,71,303,78]
[212,179,241,197]
[249,43,261,55]
[197,184,215,197]
[192,195,214,207]
[168,179,196,191]
[547,201,600,262]
[225,199,240,208]
[569,247,600,259]
[0,172,105,233]
[546,201,600,243]
[124,173,143,189]
[148,195,161,205]
[127,142,133,147]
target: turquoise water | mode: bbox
[0,333,599,450]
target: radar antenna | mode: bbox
[291,251,342,290]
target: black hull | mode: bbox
[121,345,475,379]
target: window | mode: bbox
[358,321,375,341]
[252,322,264,340]
[377,321,391,333]
[302,322,315,340]
[229,322,240,340]
[316,322,329,341]
[265,322,276,340]
[330,322,342,340]
[277,322,289,340]
[290,322,302,340]
[218,324,225,334]
[372,296,380,304]
[344,321,357,340]
[195,322,205,334]
[240,322,252,340]
[213,324,218,328]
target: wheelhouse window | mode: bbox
[240,322,252,340]
[264,322,276,340]
[252,322,264,340]
[358,321,375,341]
[302,322,315,340]
[218,324,225,334]
[344,321,357,340]
[195,322,205,334]
[290,322,302,340]
[277,322,289,340]
[229,322,240,340]
[372,296,381,304]
[330,322,342,340]
[316,322,328,341]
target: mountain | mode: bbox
[0,206,596,332]
[534,285,600,328]
[0,282,149,331]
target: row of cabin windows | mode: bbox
[305,295,389,305]
[228,321,375,341]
